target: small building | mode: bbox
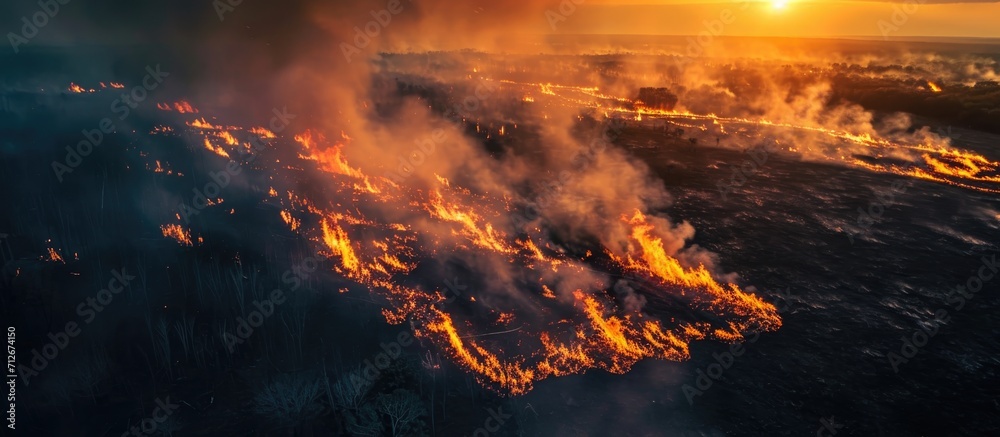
[634,88,679,111]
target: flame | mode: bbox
[174,100,198,113]
[277,131,780,394]
[142,103,787,396]
[45,247,65,263]
[426,190,515,254]
[67,83,93,93]
[137,79,1000,396]
[617,211,781,335]
[499,78,1000,194]
[160,224,193,246]
[203,138,231,159]
[251,126,277,138]
[150,160,182,176]
[321,218,362,274]
[158,101,198,113]
[218,130,239,146]
[280,210,301,231]
[151,125,174,135]
[295,130,383,193]
[188,118,221,130]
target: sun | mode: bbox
[772,0,787,9]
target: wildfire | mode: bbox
[136,75,1000,396]
[151,160,182,176]
[45,247,65,263]
[251,126,277,138]
[142,98,787,396]
[617,211,781,334]
[515,80,1000,195]
[67,83,94,93]
[158,100,199,113]
[218,130,239,146]
[151,125,175,135]
[188,118,221,130]
[203,138,231,159]
[275,128,781,394]
[295,129,383,193]
[425,190,516,255]
[321,218,362,274]
[493,78,1000,193]
[160,224,194,246]
[280,210,301,230]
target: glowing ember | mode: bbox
[203,138,231,158]
[159,100,199,113]
[45,247,65,263]
[251,126,277,138]
[67,83,93,93]
[188,118,221,130]
[161,224,194,246]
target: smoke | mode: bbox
[10,0,708,298]
[27,0,985,294]
[40,0,1000,395]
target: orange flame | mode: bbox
[67,83,92,93]
[188,118,220,130]
[160,224,193,246]
[46,247,65,263]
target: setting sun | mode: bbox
[772,0,788,9]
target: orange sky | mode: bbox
[546,2,1000,38]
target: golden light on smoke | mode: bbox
[495,78,1000,195]
[138,54,1000,395]
[146,101,792,395]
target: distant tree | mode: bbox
[345,403,384,437]
[330,366,373,410]
[251,373,324,426]
[375,389,426,437]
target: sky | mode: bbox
[551,1,1000,38]
[2,0,998,57]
